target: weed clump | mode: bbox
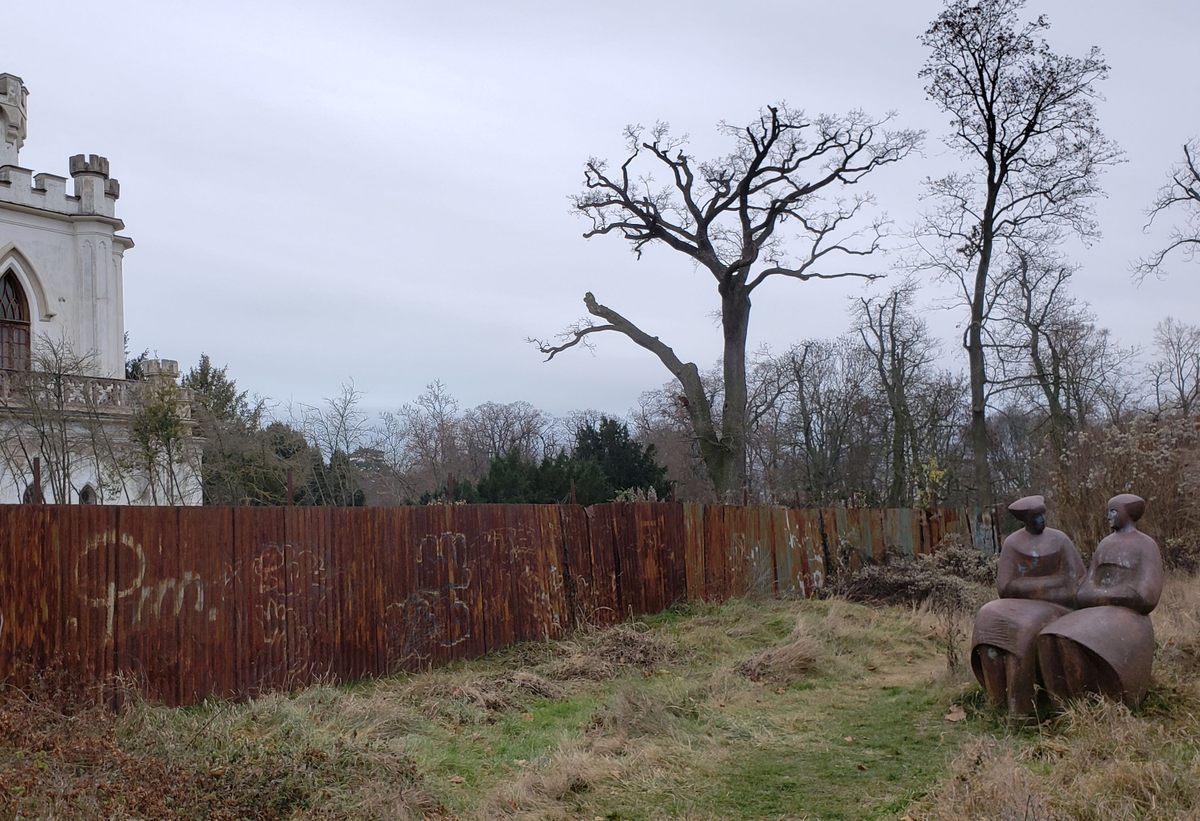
[736,618,822,684]
[834,536,996,613]
[454,671,562,714]
[544,624,673,682]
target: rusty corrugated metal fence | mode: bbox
[0,503,994,706]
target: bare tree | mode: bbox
[630,386,715,502]
[293,381,373,505]
[1147,317,1200,417]
[917,0,1121,505]
[1136,138,1200,280]
[990,251,1138,440]
[461,400,550,475]
[0,334,140,503]
[380,380,468,496]
[780,338,880,505]
[854,281,940,505]
[534,105,920,500]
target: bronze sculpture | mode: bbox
[970,495,1085,716]
[1037,494,1164,707]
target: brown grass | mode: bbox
[737,617,823,683]
[541,622,673,682]
[910,574,1200,821]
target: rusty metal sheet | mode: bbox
[178,506,234,705]
[658,502,687,606]
[115,506,182,704]
[0,506,52,686]
[702,505,728,601]
[682,503,705,601]
[0,501,982,707]
[582,505,620,625]
[558,504,592,627]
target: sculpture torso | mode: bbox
[1076,528,1163,614]
[996,526,1084,608]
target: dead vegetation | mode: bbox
[834,537,997,613]
[911,573,1200,820]
[540,622,673,682]
[736,617,823,684]
[0,594,966,819]
[7,564,1193,818]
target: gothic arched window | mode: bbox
[0,271,30,370]
[79,484,97,505]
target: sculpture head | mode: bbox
[1008,495,1047,534]
[1106,493,1145,531]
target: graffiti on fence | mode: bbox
[237,543,331,647]
[74,530,218,642]
[386,530,477,667]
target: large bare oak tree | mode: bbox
[534,105,919,500]
[917,0,1120,505]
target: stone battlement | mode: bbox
[0,152,121,219]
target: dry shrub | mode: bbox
[544,624,673,682]
[454,671,562,713]
[1048,417,1200,570]
[737,618,822,684]
[927,536,998,586]
[841,559,977,612]
[831,535,995,615]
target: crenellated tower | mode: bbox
[0,73,132,379]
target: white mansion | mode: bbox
[0,72,201,504]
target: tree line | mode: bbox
[534,0,1200,511]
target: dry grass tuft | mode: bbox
[453,671,563,714]
[543,623,673,682]
[480,736,628,819]
[736,617,822,683]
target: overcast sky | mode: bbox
[6,0,1198,418]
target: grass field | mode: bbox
[1,577,1198,819]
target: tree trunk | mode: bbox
[717,289,751,503]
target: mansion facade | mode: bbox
[0,72,200,504]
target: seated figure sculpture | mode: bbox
[971,495,1085,716]
[1037,494,1164,707]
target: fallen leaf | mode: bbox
[856,763,868,771]
[944,706,967,722]
[843,736,855,742]
[514,759,528,766]
[520,712,534,722]
[448,775,465,785]
[774,687,786,695]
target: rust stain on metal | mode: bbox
[0,502,981,706]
